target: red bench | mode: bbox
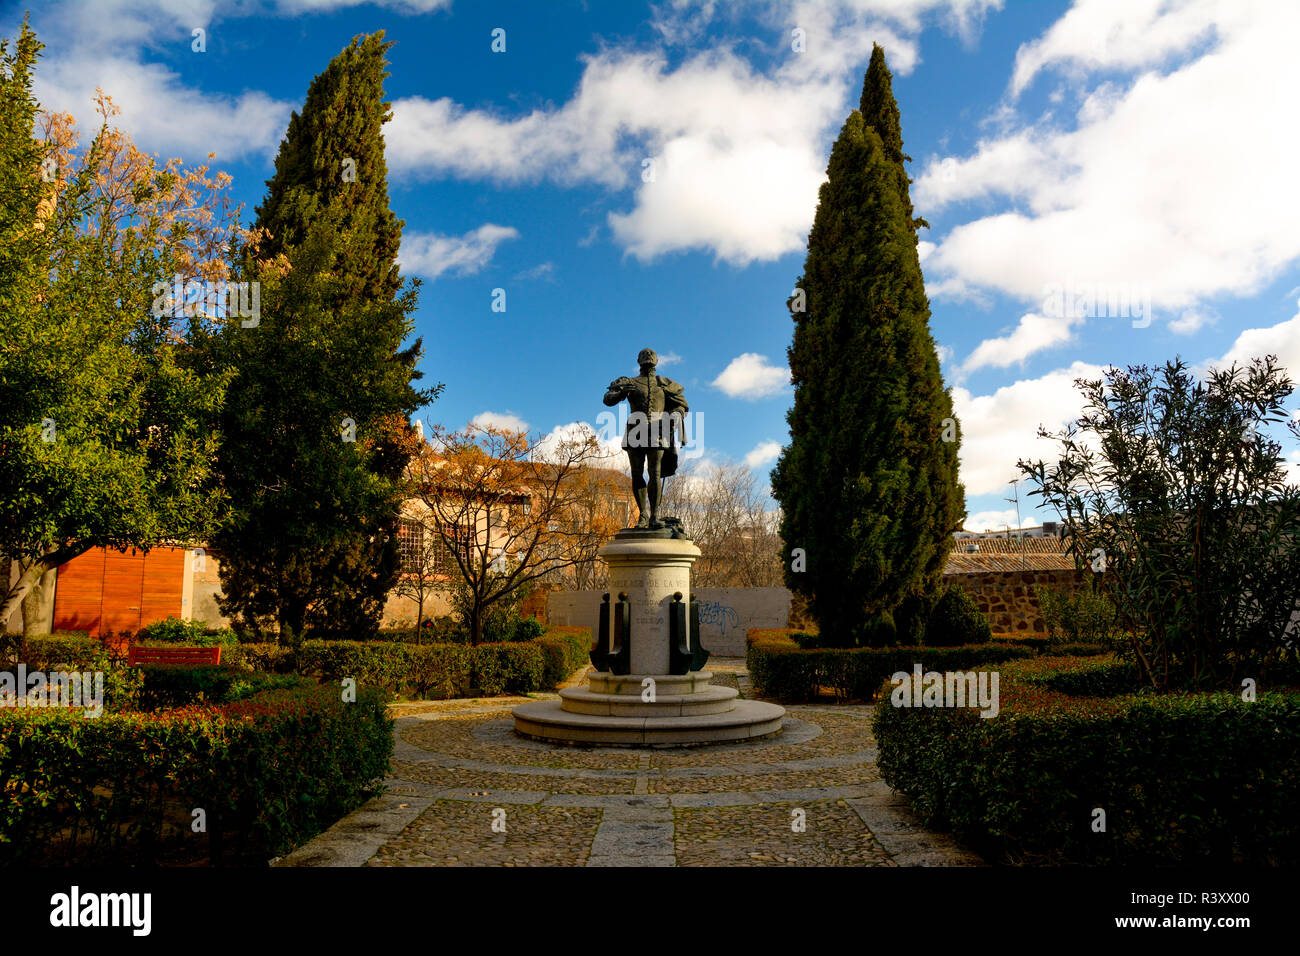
[127,645,222,667]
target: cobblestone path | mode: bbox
[276,659,983,868]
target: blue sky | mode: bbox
[10,0,1300,531]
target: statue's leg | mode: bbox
[647,450,663,529]
[629,449,649,527]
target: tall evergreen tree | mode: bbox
[771,45,964,646]
[211,32,436,639]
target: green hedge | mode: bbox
[295,627,591,699]
[136,665,308,711]
[747,634,1035,701]
[536,629,593,688]
[6,628,593,702]
[0,683,393,865]
[1,634,112,669]
[872,656,1300,865]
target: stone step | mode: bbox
[587,671,714,696]
[559,684,738,718]
[512,699,787,746]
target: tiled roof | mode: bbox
[944,536,1077,574]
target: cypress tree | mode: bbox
[771,46,964,647]
[212,32,437,639]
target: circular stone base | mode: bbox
[512,699,786,747]
[558,684,738,717]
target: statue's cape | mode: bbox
[660,377,691,411]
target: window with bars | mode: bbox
[397,519,424,573]
[432,520,472,574]
[399,517,472,575]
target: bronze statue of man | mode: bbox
[604,348,689,529]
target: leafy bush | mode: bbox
[138,616,238,647]
[0,683,393,865]
[747,632,1034,702]
[860,610,897,647]
[924,585,991,646]
[1035,585,1117,646]
[873,656,1300,864]
[1021,357,1300,690]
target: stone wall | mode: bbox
[547,587,791,658]
[943,568,1087,635]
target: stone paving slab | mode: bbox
[278,685,984,868]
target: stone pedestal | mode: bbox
[512,530,785,746]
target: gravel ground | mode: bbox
[367,802,602,867]
[673,800,894,867]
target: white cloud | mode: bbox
[1008,0,1225,97]
[400,224,518,279]
[471,411,529,433]
[743,440,783,469]
[712,353,789,399]
[608,134,825,265]
[917,2,1300,326]
[25,0,995,267]
[22,0,451,165]
[963,509,1036,533]
[952,361,1103,496]
[535,421,625,463]
[657,351,683,366]
[1205,306,1300,381]
[34,56,290,165]
[1169,307,1214,335]
[382,0,1002,265]
[960,311,1078,375]
[514,262,556,281]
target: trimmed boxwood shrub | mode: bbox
[924,585,991,646]
[224,642,296,674]
[296,640,475,699]
[136,665,306,710]
[1016,656,1135,696]
[2,634,112,669]
[872,656,1300,865]
[0,683,393,865]
[472,642,545,695]
[293,627,591,699]
[536,628,593,688]
[747,632,1034,702]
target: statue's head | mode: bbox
[637,347,658,369]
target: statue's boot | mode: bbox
[648,486,663,530]
[633,488,650,528]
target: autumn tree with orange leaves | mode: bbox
[0,18,244,634]
[406,423,615,643]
